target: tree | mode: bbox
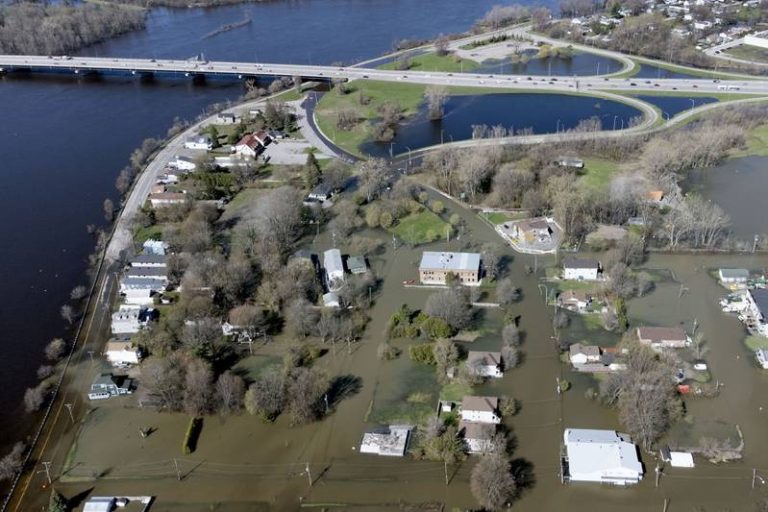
[60,304,75,324]
[181,317,224,362]
[357,158,388,203]
[286,299,319,338]
[304,152,322,189]
[103,198,115,222]
[425,287,472,331]
[45,338,67,361]
[425,85,448,120]
[422,426,466,485]
[250,186,305,253]
[286,367,328,425]
[228,304,266,342]
[115,166,135,196]
[501,323,521,346]
[48,489,68,512]
[470,453,517,510]
[216,371,245,415]
[183,358,213,417]
[501,344,519,369]
[70,285,87,301]
[0,442,25,482]
[433,339,459,384]
[496,278,520,305]
[24,383,49,412]
[140,353,187,411]
[245,370,285,421]
[434,35,450,56]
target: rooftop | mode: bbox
[360,425,411,456]
[459,420,495,440]
[462,395,498,413]
[570,343,601,357]
[132,254,168,265]
[564,428,643,481]
[324,249,344,275]
[563,257,599,270]
[467,351,502,367]
[719,268,749,279]
[750,288,768,317]
[637,326,687,342]
[347,255,367,273]
[419,252,481,272]
[126,267,167,278]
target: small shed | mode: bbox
[346,256,368,275]
[661,447,695,468]
[83,497,116,512]
[322,292,340,308]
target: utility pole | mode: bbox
[655,464,662,488]
[87,350,94,365]
[64,403,75,425]
[41,462,52,485]
[305,462,313,487]
[173,458,182,481]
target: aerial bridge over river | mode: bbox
[2,54,768,97]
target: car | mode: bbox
[231,66,237,70]
[654,83,660,87]
[362,74,369,78]
[402,75,408,78]
[586,83,592,87]
[526,76,532,80]
[150,58,156,63]
[318,72,324,75]
[548,81,554,84]
[479,80,485,84]
[672,86,677,90]
[447,73,453,76]
[604,77,609,81]
[630,82,637,86]
[551,77,558,81]
[645,80,651,84]
[692,84,698,88]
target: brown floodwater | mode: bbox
[56,192,768,511]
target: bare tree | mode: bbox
[60,304,75,325]
[103,198,115,222]
[470,453,517,510]
[0,442,25,482]
[24,382,50,412]
[286,299,319,338]
[286,367,328,425]
[357,158,389,203]
[139,353,187,411]
[215,371,245,415]
[37,365,54,379]
[501,323,521,347]
[434,35,450,56]
[425,85,448,121]
[495,278,520,306]
[425,287,472,331]
[45,338,67,362]
[433,339,459,384]
[245,370,285,421]
[70,285,88,301]
[183,358,213,417]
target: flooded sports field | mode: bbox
[55,188,768,511]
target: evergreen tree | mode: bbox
[304,152,322,189]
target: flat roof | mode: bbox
[419,252,480,272]
[564,428,643,480]
[360,426,411,456]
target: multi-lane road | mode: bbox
[1,53,767,96]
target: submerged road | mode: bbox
[1,54,768,96]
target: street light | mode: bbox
[613,115,618,130]
[405,146,412,170]
[689,98,695,111]
[662,111,670,121]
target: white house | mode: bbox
[569,343,602,365]
[324,249,345,292]
[636,326,690,349]
[661,447,695,468]
[104,340,141,366]
[111,305,142,334]
[466,351,503,378]
[460,396,501,424]
[125,266,168,283]
[756,349,768,369]
[360,425,411,456]
[459,420,496,454]
[718,268,749,285]
[563,258,600,281]
[308,182,334,202]
[170,155,197,171]
[563,428,643,486]
[184,135,213,151]
[120,278,165,305]
[216,112,240,125]
[557,290,592,312]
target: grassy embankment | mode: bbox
[390,209,452,245]
[378,52,480,73]
[723,45,768,64]
[612,58,752,80]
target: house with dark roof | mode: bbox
[346,255,368,275]
[460,396,501,424]
[459,420,497,454]
[563,258,600,281]
[636,326,690,349]
[466,351,503,378]
[88,373,132,400]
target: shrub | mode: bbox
[182,417,203,455]
[377,342,401,361]
[430,200,444,214]
[419,317,453,339]
[409,343,436,365]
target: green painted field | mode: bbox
[390,210,452,245]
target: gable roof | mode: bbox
[559,289,591,302]
[459,420,496,440]
[719,268,749,280]
[467,351,502,367]
[462,395,498,413]
[637,326,687,342]
[347,255,367,272]
[570,343,601,358]
[563,258,599,270]
[751,288,768,317]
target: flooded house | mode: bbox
[466,351,503,378]
[636,326,690,349]
[359,425,411,457]
[562,428,643,486]
[562,258,600,281]
[460,396,501,424]
[418,251,481,286]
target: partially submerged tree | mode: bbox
[470,453,517,510]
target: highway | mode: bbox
[1,53,768,96]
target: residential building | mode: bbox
[466,351,503,378]
[184,135,213,151]
[510,218,553,243]
[307,182,334,202]
[88,373,132,400]
[756,349,768,369]
[563,258,600,281]
[125,266,168,281]
[459,420,496,454]
[719,268,749,284]
[556,157,585,169]
[557,290,593,311]
[253,129,272,147]
[324,249,345,292]
[170,155,197,172]
[419,252,481,286]
[149,192,187,208]
[142,239,168,255]
[359,425,411,456]
[131,254,168,268]
[569,343,602,365]
[636,326,690,349]
[660,447,695,468]
[216,112,239,125]
[346,255,368,275]
[748,289,768,336]
[104,340,141,366]
[562,428,643,486]
[234,132,270,158]
[111,305,142,334]
[120,278,165,305]
[460,396,501,424]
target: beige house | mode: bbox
[419,252,481,286]
[636,326,690,349]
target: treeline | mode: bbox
[0,2,146,55]
[106,0,280,8]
